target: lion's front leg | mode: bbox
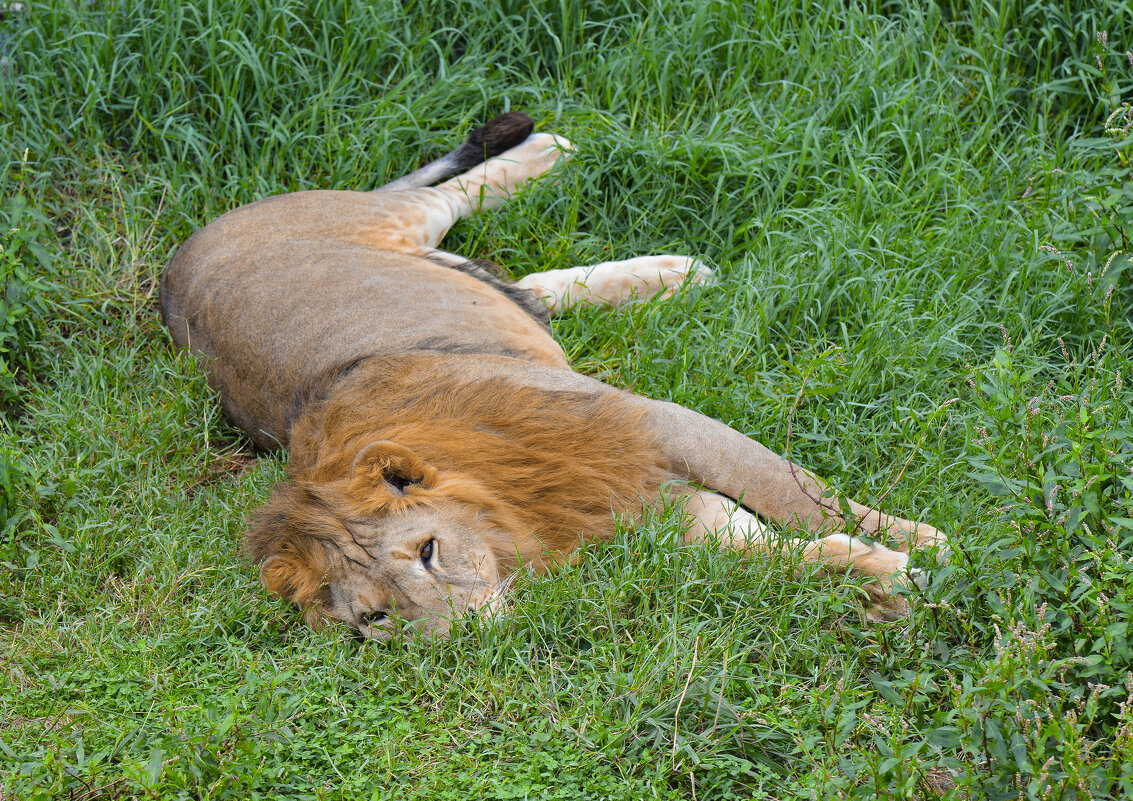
[674,487,920,621]
[633,395,943,552]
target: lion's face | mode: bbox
[247,441,514,640]
[319,501,504,640]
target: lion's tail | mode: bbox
[374,111,535,192]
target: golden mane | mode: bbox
[279,355,676,570]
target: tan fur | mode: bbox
[163,124,943,639]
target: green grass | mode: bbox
[3,0,1133,797]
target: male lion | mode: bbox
[161,113,942,639]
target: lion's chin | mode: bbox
[354,617,458,643]
[354,584,515,642]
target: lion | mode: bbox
[160,112,943,640]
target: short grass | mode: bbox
[3,0,1133,798]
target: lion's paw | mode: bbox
[510,132,574,175]
[864,593,911,622]
[623,255,714,299]
[904,566,929,592]
[891,519,949,560]
[863,561,933,622]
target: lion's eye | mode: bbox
[420,539,435,564]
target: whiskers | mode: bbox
[476,571,519,618]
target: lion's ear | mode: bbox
[349,440,437,501]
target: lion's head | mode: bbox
[243,365,677,640]
[246,440,523,640]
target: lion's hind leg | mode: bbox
[374,112,536,193]
[364,132,574,260]
[678,488,917,621]
[515,255,714,313]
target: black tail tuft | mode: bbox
[464,112,535,158]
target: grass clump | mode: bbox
[3,0,1133,798]
[0,154,58,534]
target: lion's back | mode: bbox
[160,191,568,449]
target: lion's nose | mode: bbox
[359,610,388,628]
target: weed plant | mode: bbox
[2,0,1133,798]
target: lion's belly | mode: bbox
[162,241,568,448]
